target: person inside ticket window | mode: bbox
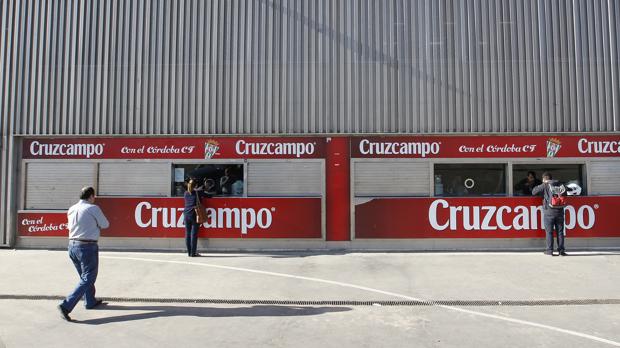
[219,167,234,195]
[204,178,217,196]
[447,175,468,196]
[231,178,244,196]
[514,171,542,196]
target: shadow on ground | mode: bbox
[75,304,352,325]
[561,252,620,257]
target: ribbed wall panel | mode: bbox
[2,0,619,136]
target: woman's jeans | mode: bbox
[184,214,200,256]
[60,240,99,313]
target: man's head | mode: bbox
[542,172,552,182]
[80,186,96,203]
[527,171,536,181]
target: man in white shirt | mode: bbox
[57,187,109,321]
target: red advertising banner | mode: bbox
[351,135,620,158]
[22,135,620,160]
[18,197,322,238]
[22,137,325,160]
[355,196,620,238]
[18,212,69,236]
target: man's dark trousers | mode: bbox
[544,215,565,253]
[60,240,99,312]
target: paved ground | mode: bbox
[0,249,619,348]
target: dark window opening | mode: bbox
[173,164,244,197]
[434,164,506,197]
[513,164,585,196]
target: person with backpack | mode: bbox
[532,172,567,256]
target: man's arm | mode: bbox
[91,206,110,229]
[531,183,546,196]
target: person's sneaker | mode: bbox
[543,251,553,256]
[559,251,568,256]
[57,304,72,321]
[86,299,106,309]
[192,253,201,257]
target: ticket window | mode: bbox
[512,164,585,196]
[173,164,244,197]
[434,164,506,197]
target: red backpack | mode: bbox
[549,183,567,208]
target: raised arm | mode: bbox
[531,183,546,196]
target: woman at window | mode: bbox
[183,178,207,257]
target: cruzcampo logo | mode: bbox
[204,140,220,159]
[546,138,562,157]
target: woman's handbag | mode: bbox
[194,192,208,224]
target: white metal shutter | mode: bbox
[247,161,322,197]
[98,162,171,196]
[354,161,430,196]
[25,162,96,209]
[590,161,620,195]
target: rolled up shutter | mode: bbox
[247,161,322,197]
[98,162,171,196]
[589,160,620,195]
[354,161,430,197]
[26,162,96,209]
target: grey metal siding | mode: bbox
[1,0,619,136]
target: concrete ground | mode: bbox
[0,249,619,348]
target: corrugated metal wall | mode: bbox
[2,0,620,136]
[2,0,620,246]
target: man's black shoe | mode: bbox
[86,299,105,309]
[57,305,72,321]
[192,253,202,257]
[559,251,568,256]
[544,251,553,256]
